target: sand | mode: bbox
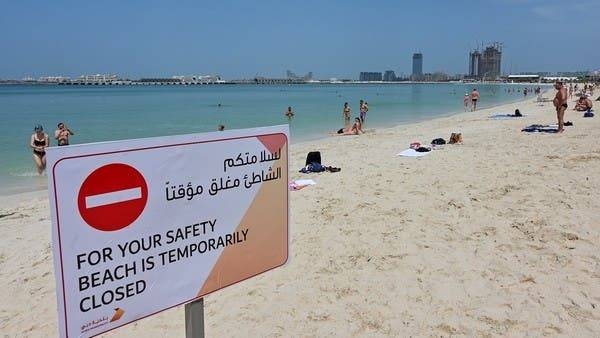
[2,90,600,337]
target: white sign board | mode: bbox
[47,125,289,337]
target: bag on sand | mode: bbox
[431,138,446,145]
[448,133,463,144]
[305,151,321,165]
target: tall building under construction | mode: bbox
[468,43,502,80]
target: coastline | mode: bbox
[0,89,534,197]
[2,91,600,336]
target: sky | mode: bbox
[0,0,598,79]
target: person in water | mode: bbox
[30,124,50,174]
[343,102,351,125]
[54,122,74,146]
[360,100,369,122]
[333,117,363,136]
[470,88,480,111]
[284,106,295,120]
[218,124,225,131]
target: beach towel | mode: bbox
[299,162,325,173]
[289,179,316,191]
[397,149,431,157]
[521,124,559,133]
[489,114,525,119]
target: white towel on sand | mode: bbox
[397,149,430,157]
[294,179,316,186]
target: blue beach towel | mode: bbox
[521,124,558,133]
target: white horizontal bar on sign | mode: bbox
[85,187,142,208]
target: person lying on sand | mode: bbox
[573,96,593,111]
[332,117,362,136]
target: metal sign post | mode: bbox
[185,298,205,338]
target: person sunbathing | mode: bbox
[511,109,522,117]
[333,117,362,136]
[574,96,593,111]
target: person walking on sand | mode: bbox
[343,102,351,125]
[553,81,568,133]
[463,93,470,111]
[470,88,480,111]
[30,124,49,174]
[54,122,74,146]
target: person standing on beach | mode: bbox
[553,81,568,133]
[360,101,369,123]
[343,102,351,125]
[470,88,480,111]
[463,94,470,111]
[30,124,49,174]
[568,84,573,99]
[54,122,74,146]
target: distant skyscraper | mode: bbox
[412,53,423,79]
[383,70,397,82]
[359,72,383,81]
[480,44,502,79]
[286,70,313,81]
[468,43,502,79]
[469,50,481,77]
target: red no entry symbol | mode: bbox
[77,163,148,232]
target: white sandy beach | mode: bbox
[1,91,599,337]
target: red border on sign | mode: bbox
[51,132,289,337]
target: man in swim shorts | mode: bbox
[54,122,74,146]
[470,88,480,111]
[553,81,568,133]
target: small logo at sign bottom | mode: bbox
[80,308,125,334]
[110,308,125,322]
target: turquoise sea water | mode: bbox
[0,83,538,194]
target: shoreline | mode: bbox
[2,88,600,336]
[0,92,535,197]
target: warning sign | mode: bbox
[77,163,148,231]
[47,125,289,337]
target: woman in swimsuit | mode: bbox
[333,117,363,136]
[30,124,49,174]
[343,102,351,125]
